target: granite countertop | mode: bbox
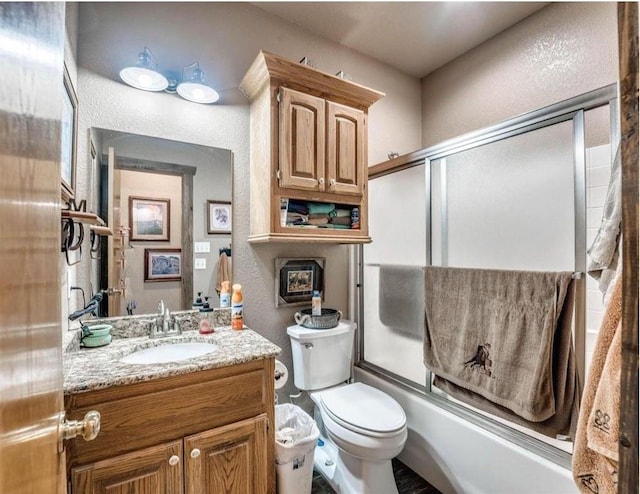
[63,326,282,395]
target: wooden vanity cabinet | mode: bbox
[65,359,275,494]
[240,51,384,244]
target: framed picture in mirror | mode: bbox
[61,63,78,202]
[144,248,182,282]
[129,196,170,241]
[207,200,232,234]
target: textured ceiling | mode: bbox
[253,2,548,78]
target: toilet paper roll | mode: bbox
[274,360,288,389]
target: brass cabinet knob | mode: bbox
[168,455,180,466]
[329,178,336,189]
[190,448,201,459]
[58,411,101,452]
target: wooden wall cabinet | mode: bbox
[240,51,384,244]
[65,359,275,494]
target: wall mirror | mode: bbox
[90,128,233,316]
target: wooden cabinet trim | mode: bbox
[240,51,384,110]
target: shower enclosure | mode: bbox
[355,84,618,465]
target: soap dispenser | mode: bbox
[199,296,214,334]
[193,291,204,309]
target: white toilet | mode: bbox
[287,320,407,494]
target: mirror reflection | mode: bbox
[90,128,232,316]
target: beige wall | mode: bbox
[420,2,618,147]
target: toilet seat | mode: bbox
[317,383,406,437]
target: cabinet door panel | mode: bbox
[327,102,365,195]
[71,441,183,494]
[185,414,268,494]
[279,87,325,191]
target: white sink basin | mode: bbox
[120,342,218,365]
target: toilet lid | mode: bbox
[320,383,406,434]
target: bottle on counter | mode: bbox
[312,290,322,316]
[220,281,231,308]
[231,283,243,330]
[198,297,214,334]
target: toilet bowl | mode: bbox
[312,382,407,461]
[287,321,408,494]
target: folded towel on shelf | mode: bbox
[308,213,330,220]
[573,274,622,493]
[379,265,424,339]
[307,217,329,225]
[424,266,576,437]
[329,216,352,226]
[330,208,352,218]
[306,202,335,214]
[286,212,308,225]
[587,145,621,298]
[287,200,308,215]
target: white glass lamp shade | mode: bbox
[119,66,168,92]
[119,47,168,92]
[176,82,219,104]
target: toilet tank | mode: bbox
[287,320,356,390]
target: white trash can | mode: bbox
[275,403,320,494]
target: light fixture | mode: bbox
[176,62,219,104]
[119,47,168,92]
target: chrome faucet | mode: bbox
[150,300,181,338]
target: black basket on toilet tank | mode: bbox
[294,309,342,329]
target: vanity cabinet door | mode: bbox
[279,87,326,192]
[71,440,183,494]
[326,101,365,196]
[184,414,269,494]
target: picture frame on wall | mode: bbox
[129,196,171,241]
[61,63,78,202]
[207,200,232,234]
[144,248,182,282]
[275,257,325,307]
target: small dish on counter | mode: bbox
[81,323,113,348]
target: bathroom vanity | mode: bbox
[63,320,281,494]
